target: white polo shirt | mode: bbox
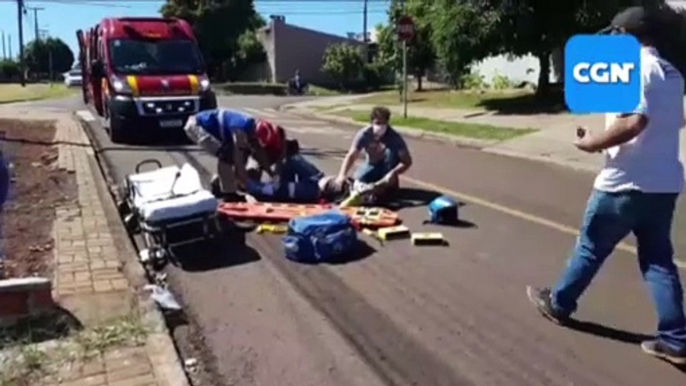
[594,46,686,193]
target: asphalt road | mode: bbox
[70,94,686,386]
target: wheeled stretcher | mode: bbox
[119,159,221,264]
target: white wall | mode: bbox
[472,54,540,84]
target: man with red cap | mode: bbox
[248,119,289,178]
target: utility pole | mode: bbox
[8,35,12,60]
[27,7,44,42]
[402,0,408,119]
[40,29,52,84]
[1,31,5,60]
[17,0,26,86]
[362,0,369,50]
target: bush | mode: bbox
[461,71,487,90]
[363,61,393,91]
[0,60,19,81]
[322,43,366,90]
[214,82,287,96]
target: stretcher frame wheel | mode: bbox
[135,159,163,174]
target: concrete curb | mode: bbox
[73,114,191,386]
[283,107,496,150]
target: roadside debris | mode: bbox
[184,357,199,373]
[144,284,182,311]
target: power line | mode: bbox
[0,1,389,14]
[26,6,44,42]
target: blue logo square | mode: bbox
[564,34,642,114]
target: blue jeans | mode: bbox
[248,155,323,202]
[552,189,686,350]
[354,149,399,184]
[0,153,9,207]
[278,154,324,184]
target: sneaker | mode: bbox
[641,340,686,365]
[525,286,570,325]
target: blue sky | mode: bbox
[0,0,390,60]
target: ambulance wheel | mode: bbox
[108,116,130,144]
[210,176,221,198]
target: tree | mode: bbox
[429,0,503,87]
[24,38,74,78]
[0,60,19,80]
[161,0,260,80]
[492,0,667,95]
[321,43,365,90]
[650,3,686,81]
[377,0,437,91]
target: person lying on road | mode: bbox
[333,106,412,203]
[183,108,273,202]
[245,154,353,204]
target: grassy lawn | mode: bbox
[0,83,77,104]
[356,88,567,114]
[332,108,537,142]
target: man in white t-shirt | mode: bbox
[526,6,686,365]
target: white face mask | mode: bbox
[372,124,387,137]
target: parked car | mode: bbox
[63,69,82,87]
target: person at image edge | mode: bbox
[526,6,686,365]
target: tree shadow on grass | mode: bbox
[476,86,568,115]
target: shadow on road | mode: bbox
[565,318,653,345]
[326,240,376,265]
[282,239,376,266]
[385,187,442,210]
[564,319,686,373]
[567,319,686,374]
[172,233,261,272]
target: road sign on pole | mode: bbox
[396,15,415,42]
[397,15,414,118]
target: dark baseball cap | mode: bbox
[598,6,657,36]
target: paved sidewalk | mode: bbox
[0,108,188,386]
[42,346,157,386]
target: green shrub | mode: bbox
[214,82,287,96]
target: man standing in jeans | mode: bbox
[527,6,686,364]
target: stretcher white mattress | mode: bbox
[128,163,218,223]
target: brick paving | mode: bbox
[41,346,161,386]
[53,117,129,297]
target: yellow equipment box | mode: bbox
[411,232,447,246]
[256,224,288,234]
[378,225,410,240]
